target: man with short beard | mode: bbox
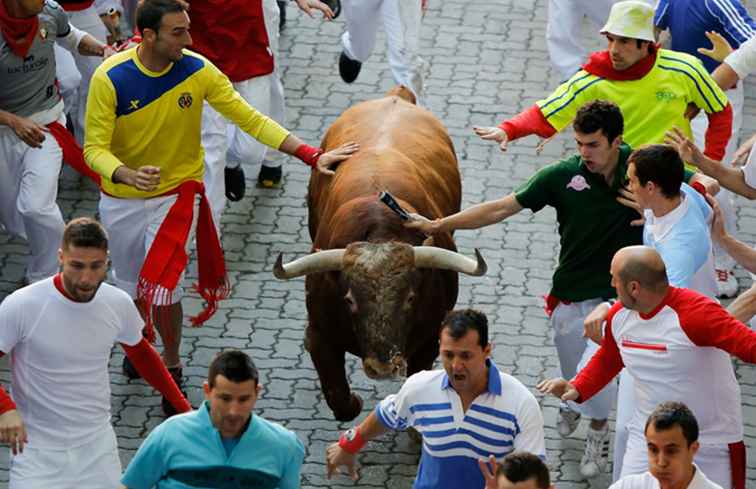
[538,246,756,489]
[0,217,190,489]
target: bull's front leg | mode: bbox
[305,323,363,422]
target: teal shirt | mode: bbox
[122,402,305,489]
[515,144,644,301]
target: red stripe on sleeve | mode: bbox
[572,302,625,402]
[121,339,192,413]
[498,105,557,141]
[703,103,733,161]
[669,287,756,362]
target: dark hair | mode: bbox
[441,309,488,348]
[497,451,551,489]
[573,100,624,144]
[629,144,684,199]
[136,0,186,35]
[208,350,259,388]
[644,401,699,446]
[62,217,108,250]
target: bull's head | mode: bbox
[274,243,486,380]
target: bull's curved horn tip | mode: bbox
[473,248,488,276]
[273,253,287,279]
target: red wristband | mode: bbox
[294,144,324,168]
[0,386,16,415]
[338,427,367,454]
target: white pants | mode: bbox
[551,299,617,420]
[10,425,121,489]
[0,117,65,283]
[546,0,616,81]
[691,83,744,271]
[99,192,199,303]
[612,369,634,481]
[342,0,425,104]
[54,6,108,144]
[622,428,733,489]
[202,0,285,226]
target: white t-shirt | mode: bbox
[0,277,143,449]
[610,465,723,489]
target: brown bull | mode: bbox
[274,87,486,421]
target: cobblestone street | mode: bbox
[0,0,754,487]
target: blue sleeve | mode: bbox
[121,425,168,489]
[654,0,671,29]
[660,243,698,288]
[279,436,305,489]
[705,0,756,45]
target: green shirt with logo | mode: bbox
[514,144,643,302]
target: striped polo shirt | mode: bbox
[375,360,545,489]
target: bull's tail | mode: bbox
[385,85,416,105]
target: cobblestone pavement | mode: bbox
[0,0,755,487]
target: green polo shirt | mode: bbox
[514,144,643,302]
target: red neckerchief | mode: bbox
[0,0,39,59]
[582,44,659,81]
[137,181,229,342]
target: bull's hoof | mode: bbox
[407,427,422,445]
[332,393,363,422]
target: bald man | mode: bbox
[538,246,756,489]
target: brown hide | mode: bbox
[302,90,462,421]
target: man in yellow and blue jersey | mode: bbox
[83,0,358,416]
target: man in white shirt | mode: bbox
[0,217,190,489]
[610,401,723,489]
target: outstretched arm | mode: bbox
[404,193,524,235]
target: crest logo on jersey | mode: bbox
[39,28,48,40]
[178,92,193,109]
[566,175,591,191]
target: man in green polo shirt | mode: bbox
[406,100,641,479]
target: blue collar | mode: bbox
[441,358,502,396]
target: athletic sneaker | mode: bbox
[716,268,738,298]
[580,424,610,479]
[257,164,282,188]
[557,405,581,437]
[162,366,187,417]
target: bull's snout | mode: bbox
[363,355,408,380]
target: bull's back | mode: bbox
[309,96,461,237]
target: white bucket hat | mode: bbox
[600,1,656,42]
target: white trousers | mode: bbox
[0,118,65,283]
[546,0,616,81]
[612,369,634,481]
[54,6,108,144]
[691,83,744,271]
[622,428,733,489]
[551,299,617,420]
[10,425,121,489]
[98,193,199,303]
[202,0,285,226]
[342,0,425,104]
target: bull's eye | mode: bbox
[405,292,415,307]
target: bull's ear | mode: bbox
[422,236,435,247]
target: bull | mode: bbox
[274,87,486,421]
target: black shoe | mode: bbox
[122,355,142,380]
[224,165,246,202]
[277,0,286,32]
[257,165,282,188]
[339,52,362,83]
[323,0,341,18]
[162,366,187,417]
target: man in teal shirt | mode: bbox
[121,350,304,489]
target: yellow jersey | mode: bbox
[84,48,289,198]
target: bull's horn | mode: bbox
[273,249,346,279]
[412,246,487,276]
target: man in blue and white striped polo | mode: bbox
[325,309,546,489]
